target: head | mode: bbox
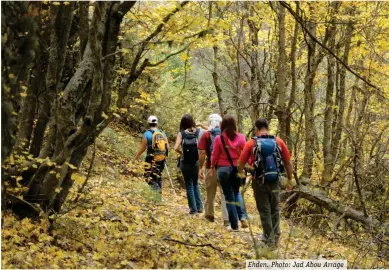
[254,118,269,135]
[179,114,196,131]
[221,115,237,140]
[208,113,222,129]
[147,115,158,128]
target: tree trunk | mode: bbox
[302,2,339,180]
[301,21,318,180]
[29,3,75,158]
[275,2,287,141]
[212,46,226,116]
[284,185,374,227]
[286,5,299,151]
[79,1,89,58]
[234,17,244,132]
[23,2,137,213]
[331,17,354,166]
[247,4,262,124]
[1,2,39,161]
[322,11,337,185]
[14,62,40,152]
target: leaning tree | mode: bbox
[1,1,197,215]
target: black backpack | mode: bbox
[205,128,221,164]
[181,128,200,165]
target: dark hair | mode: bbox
[255,118,269,130]
[149,123,157,128]
[179,114,196,131]
[221,115,237,140]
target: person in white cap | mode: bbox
[134,115,169,193]
[197,114,229,224]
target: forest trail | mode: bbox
[2,126,386,269]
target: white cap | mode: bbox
[208,114,222,129]
[147,115,158,124]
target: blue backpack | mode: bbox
[206,128,221,163]
[253,135,284,182]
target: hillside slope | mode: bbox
[2,125,387,269]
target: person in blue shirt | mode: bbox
[134,116,169,192]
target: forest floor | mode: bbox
[1,125,387,269]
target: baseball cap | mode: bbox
[147,115,158,124]
[208,114,222,129]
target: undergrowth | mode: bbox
[2,125,387,269]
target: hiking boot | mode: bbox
[205,215,215,222]
[223,220,230,227]
[241,219,248,228]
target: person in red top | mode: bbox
[210,115,248,231]
[238,118,293,247]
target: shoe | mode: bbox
[223,220,230,227]
[241,219,248,228]
[205,215,215,222]
[228,227,239,232]
[189,211,197,215]
[198,209,204,213]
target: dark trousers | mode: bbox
[144,156,165,193]
[252,179,281,245]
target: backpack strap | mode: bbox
[205,131,212,158]
[220,135,234,168]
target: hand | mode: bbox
[210,168,216,178]
[285,178,294,191]
[199,168,205,179]
[238,171,246,179]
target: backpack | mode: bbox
[253,135,284,182]
[150,129,167,162]
[206,128,221,164]
[181,128,200,165]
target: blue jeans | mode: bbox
[180,162,203,214]
[217,166,247,229]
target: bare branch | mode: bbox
[280,2,382,93]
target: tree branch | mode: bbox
[280,2,382,93]
[146,42,193,67]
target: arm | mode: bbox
[277,137,293,181]
[284,160,293,181]
[238,141,252,177]
[196,123,208,130]
[199,150,206,169]
[198,150,206,179]
[174,133,182,155]
[134,138,148,160]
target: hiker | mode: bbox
[238,118,293,247]
[198,114,229,225]
[210,115,248,231]
[134,115,168,193]
[174,114,204,215]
